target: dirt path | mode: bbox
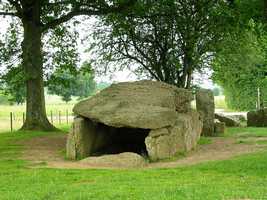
[20,134,267,169]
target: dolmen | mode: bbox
[66,80,203,161]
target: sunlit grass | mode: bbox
[0,127,267,199]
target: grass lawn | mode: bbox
[0,126,267,200]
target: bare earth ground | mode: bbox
[20,134,267,169]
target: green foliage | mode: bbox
[212,0,267,111]
[212,24,267,111]
[44,24,80,75]
[198,137,212,145]
[0,0,137,81]
[89,0,233,88]
[0,92,9,105]
[47,62,96,102]
[0,65,26,104]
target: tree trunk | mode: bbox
[20,3,56,131]
[181,52,193,89]
[185,70,192,89]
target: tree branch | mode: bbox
[0,12,19,17]
[42,9,103,31]
[42,1,137,32]
[7,0,23,16]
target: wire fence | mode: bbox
[6,110,74,132]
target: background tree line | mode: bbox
[212,0,267,110]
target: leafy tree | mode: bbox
[212,24,267,110]
[47,62,96,102]
[0,92,9,105]
[47,69,76,103]
[73,62,96,99]
[212,0,267,110]
[0,65,26,105]
[88,0,233,88]
[0,0,135,131]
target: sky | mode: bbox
[0,16,215,89]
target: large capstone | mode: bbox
[196,89,215,136]
[66,80,203,161]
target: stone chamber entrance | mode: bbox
[66,117,154,160]
[91,123,150,157]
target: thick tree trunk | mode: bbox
[20,3,56,131]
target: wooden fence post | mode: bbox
[59,111,61,124]
[10,112,13,132]
[22,112,25,123]
[50,111,53,124]
[66,110,68,124]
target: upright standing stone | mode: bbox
[66,117,109,160]
[196,89,215,136]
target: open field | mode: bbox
[0,95,229,132]
[0,104,75,132]
[0,94,77,132]
[0,126,267,199]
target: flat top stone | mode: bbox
[73,80,193,129]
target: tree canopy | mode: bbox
[0,0,135,131]
[88,0,233,88]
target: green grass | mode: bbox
[198,137,212,145]
[0,127,267,199]
[226,127,267,137]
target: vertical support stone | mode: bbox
[66,117,92,159]
[145,111,202,161]
[196,89,215,136]
[66,117,110,160]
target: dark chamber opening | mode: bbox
[92,125,150,156]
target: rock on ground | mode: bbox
[79,152,147,168]
[196,89,215,136]
[215,113,241,127]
